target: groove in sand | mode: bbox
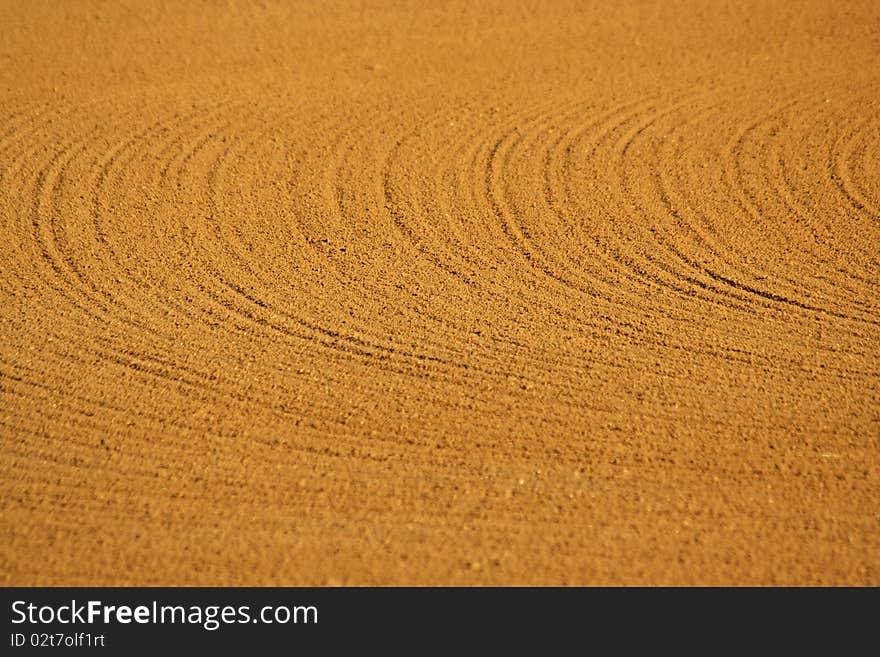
[1,0,878,585]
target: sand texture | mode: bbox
[1,0,878,585]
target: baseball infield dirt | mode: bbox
[1,0,878,585]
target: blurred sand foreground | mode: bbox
[1,1,878,585]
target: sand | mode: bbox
[1,0,878,586]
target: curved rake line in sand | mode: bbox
[611,93,832,321]
[55,97,489,409]
[332,92,612,366]
[524,86,876,376]
[372,89,880,382]
[724,88,880,300]
[481,93,838,384]
[5,84,872,430]
[375,93,757,380]
[5,84,872,422]
[598,86,878,329]
[206,100,504,378]
[3,97,459,428]
[175,97,512,383]
[179,91,764,410]
[28,123,130,324]
[6,99,314,400]
[7,97,187,338]
[371,94,659,370]
[458,96,739,347]
[831,102,880,223]
[181,95,628,392]
[336,90,880,380]
[558,94,774,316]
[354,90,816,390]
[652,90,877,319]
[378,96,629,357]
[760,91,880,294]
[0,98,107,171]
[537,93,758,319]
[508,93,762,320]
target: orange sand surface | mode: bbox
[1,0,878,585]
